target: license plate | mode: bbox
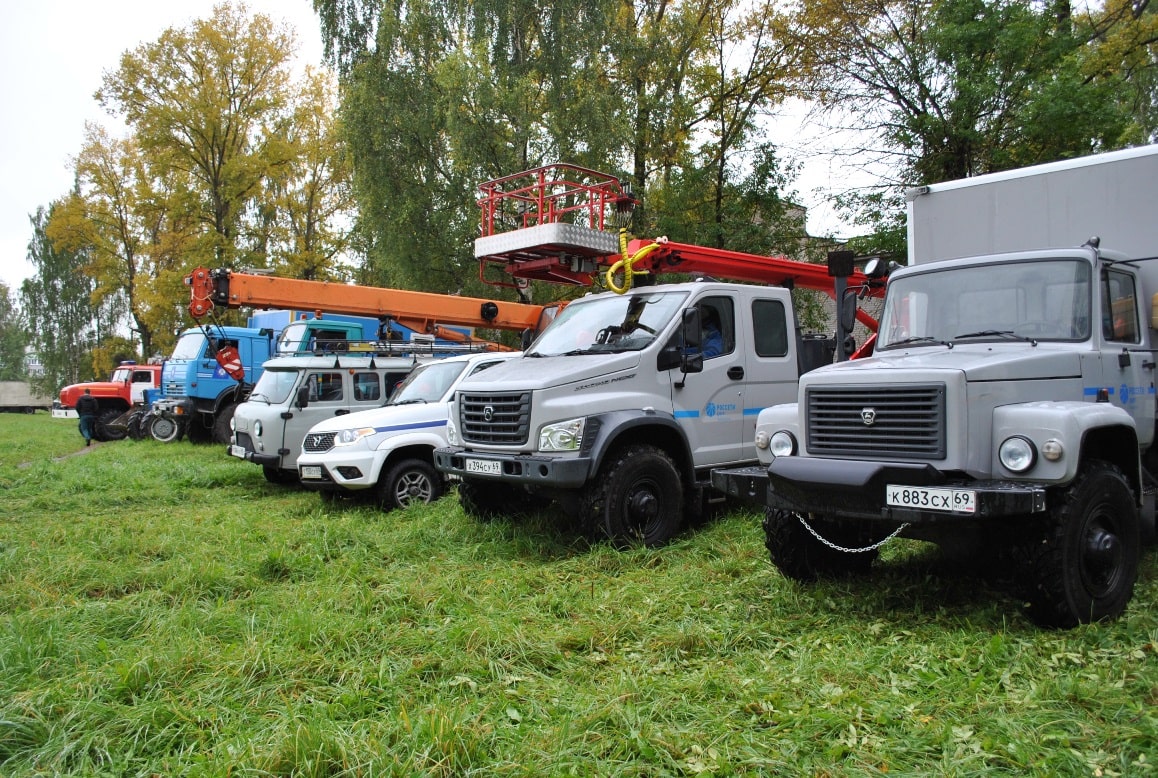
[301,465,323,480]
[886,485,976,513]
[229,445,246,459]
[465,458,502,476]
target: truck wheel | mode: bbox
[586,444,683,548]
[377,459,444,511]
[150,415,181,443]
[262,466,298,485]
[96,409,127,441]
[1018,460,1139,628]
[763,509,878,581]
[212,403,238,445]
[125,410,145,440]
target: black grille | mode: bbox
[235,432,254,451]
[303,432,336,452]
[460,391,531,445]
[806,384,946,459]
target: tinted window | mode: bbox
[753,299,789,357]
[353,372,381,401]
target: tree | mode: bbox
[21,206,102,393]
[0,283,28,381]
[96,2,297,269]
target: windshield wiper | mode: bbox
[388,398,428,406]
[889,336,950,348]
[954,329,1035,342]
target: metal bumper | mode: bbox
[715,457,1048,523]
[434,446,591,488]
[227,443,279,468]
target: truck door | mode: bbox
[131,370,155,404]
[671,295,747,467]
[1099,266,1156,446]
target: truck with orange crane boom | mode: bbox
[433,163,886,547]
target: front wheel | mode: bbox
[377,459,444,511]
[1017,460,1139,628]
[96,408,127,442]
[150,414,181,443]
[262,466,298,485]
[763,509,879,582]
[583,444,683,548]
[212,403,238,444]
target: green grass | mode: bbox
[1,413,1155,776]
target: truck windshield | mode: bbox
[527,290,689,357]
[110,368,134,383]
[277,322,310,354]
[878,258,1092,349]
[248,368,299,405]
[170,332,208,360]
[388,361,468,404]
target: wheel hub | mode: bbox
[1083,524,1121,588]
[627,489,658,523]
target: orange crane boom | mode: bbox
[185,268,558,344]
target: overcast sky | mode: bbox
[0,1,857,296]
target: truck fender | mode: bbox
[581,409,694,483]
[992,401,1139,496]
[752,403,800,465]
[373,429,450,479]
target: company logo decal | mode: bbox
[861,407,876,426]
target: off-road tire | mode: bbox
[377,459,445,511]
[582,444,683,548]
[262,465,298,485]
[96,408,127,442]
[1015,460,1139,628]
[150,414,181,443]
[212,403,238,445]
[763,509,879,582]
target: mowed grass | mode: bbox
[0,414,1155,777]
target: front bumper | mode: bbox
[296,450,380,491]
[713,457,1048,523]
[227,441,279,468]
[434,446,591,488]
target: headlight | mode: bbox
[999,436,1037,473]
[1041,438,1063,462]
[769,430,797,457]
[539,417,585,452]
[334,427,376,447]
[446,415,459,445]
[230,415,237,432]
[252,420,262,437]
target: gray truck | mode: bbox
[713,144,1158,627]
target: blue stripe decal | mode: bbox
[1083,387,1117,397]
[372,419,447,434]
[674,410,700,418]
[743,408,763,416]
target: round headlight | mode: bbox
[999,436,1037,473]
[769,430,797,457]
[754,430,770,450]
[253,420,262,437]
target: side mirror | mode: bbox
[840,289,858,333]
[295,385,310,409]
[520,328,534,351]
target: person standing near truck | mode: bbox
[75,389,99,446]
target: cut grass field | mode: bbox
[1,413,1155,776]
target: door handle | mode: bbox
[727,366,744,380]
[335,409,350,416]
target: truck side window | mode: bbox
[695,296,734,359]
[353,372,381,402]
[752,299,789,357]
[133,371,153,384]
[309,372,344,402]
[1101,268,1139,343]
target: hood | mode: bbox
[305,398,450,435]
[810,344,1082,383]
[59,381,124,404]
[455,351,642,392]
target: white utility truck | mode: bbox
[296,350,520,510]
[713,144,1158,627]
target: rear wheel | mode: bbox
[377,459,444,511]
[583,444,683,548]
[763,509,878,581]
[1016,460,1139,628]
[150,414,181,443]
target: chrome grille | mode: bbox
[460,391,531,445]
[303,432,336,453]
[806,384,946,459]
